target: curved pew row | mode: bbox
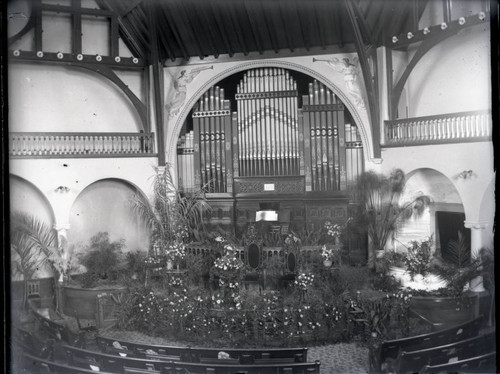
[96,334,308,362]
[370,316,484,372]
[22,353,116,374]
[64,343,310,373]
[420,351,496,374]
[24,350,322,374]
[395,331,496,373]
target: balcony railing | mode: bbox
[384,110,491,147]
[9,132,156,158]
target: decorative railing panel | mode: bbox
[9,132,155,158]
[384,110,491,146]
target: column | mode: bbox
[53,222,71,314]
[464,220,487,292]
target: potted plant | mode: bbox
[130,165,211,274]
[61,232,128,320]
[350,169,432,270]
[10,211,57,310]
[10,211,79,313]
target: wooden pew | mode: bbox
[160,360,321,374]
[62,344,179,373]
[372,316,483,372]
[12,325,52,358]
[96,334,308,363]
[29,304,85,347]
[420,351,496,373]
[22,353,116,374]
[394,331,496,373]
[96,335,190,360]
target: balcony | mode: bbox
[9,132,156,158]
[383,110,491,147]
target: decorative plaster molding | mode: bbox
[165,66,213,118]
[463,220,488,230]
[167,59,376,169]
[53,223,71,231]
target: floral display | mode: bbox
[294,272,315,291]
[321,244,341,261]
[324,221,344,242]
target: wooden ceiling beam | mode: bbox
[278,0,294,52]
[293,0,309,50]
[159,3,190,60]
[334,3,344,48]
[175,1,207,59]
[344,0,380,158]
[197,5,221,59]
[260,1,280,53]
[209,1,234,57]
[371,1,389,44]
[243,0,264,54]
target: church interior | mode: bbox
[5,0,496,373]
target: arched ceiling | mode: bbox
[97,0,429,63]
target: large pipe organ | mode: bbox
[177,67,364,234]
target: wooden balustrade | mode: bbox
[384,110,491,147]
[9,132,155,158]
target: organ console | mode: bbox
[176,68,364,233]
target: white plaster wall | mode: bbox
[69,179,150,252]
[406,24,491,117]
[9,157,159,227]
[380,140,494,224]
[8,63,143,132]
[162,54,378,177]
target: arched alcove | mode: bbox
[9,174,55,224]
[167,60,373,168]
[478,178,495,247]
[398,168,467,264]
[69,178,150,253]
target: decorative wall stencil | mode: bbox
[166,66,213,118]
[235,179,304,194]
[313,57,365,109]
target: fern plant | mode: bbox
[130,165,211,257]
[350,169,432,269]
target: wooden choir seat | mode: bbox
[420,351,496,373]
[22,353,116,374]
[371,316,483,372]
[394,331,496,373]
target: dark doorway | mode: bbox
[436,211,471,265]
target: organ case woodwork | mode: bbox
[177,68,365,232]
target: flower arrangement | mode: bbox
[324,221,344,243]
[212,237,244,272]
[404,236,433,280]
[294,272,315,291]
[321,244,341,261]
[167,240,186,260]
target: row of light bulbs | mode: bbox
[392,12,486,44]
[12,49,140,64]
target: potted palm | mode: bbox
[10,211,57,310]
[351,169,431,270]
[10,211,75,312]
[130,165,211,281]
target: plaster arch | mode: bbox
[477,177,495,246]
[9,173,56,224]
[398,167,467,255]
[166,60,375,178]
[69,177,150,252]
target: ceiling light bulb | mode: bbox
[392,36,398,43]
[407,32,414,39]
[423,27,430,35]
[440,22,448,30]
[459,17,466,25]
